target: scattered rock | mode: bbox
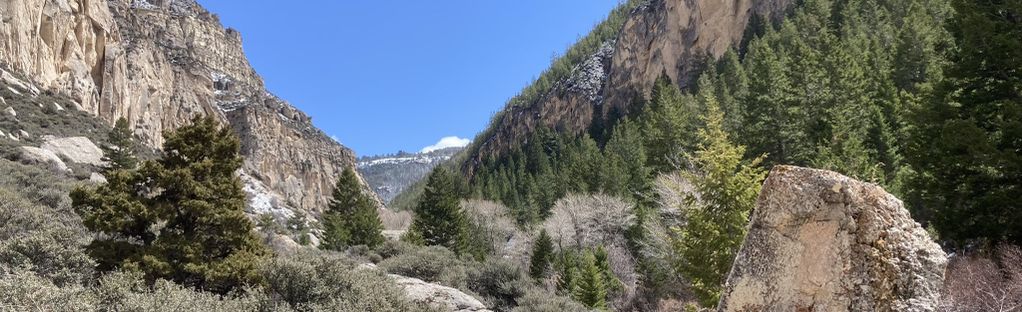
[19,146,69,172]
[718,166,947,312]
[265,233,301,254]
[89,172,107,184]
[4,106,15,117]
[53,102,65,111]
[1,70,39,95]
[391,275,493,312]
[17,130,29,139]
[41,136,105,166]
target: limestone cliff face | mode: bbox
[0,0,377,214]
[464,0,790,175]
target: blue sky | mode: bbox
[197,0,622,156]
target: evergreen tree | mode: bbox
[814,36,884,182]
[640,74,697,173]
[410,167,470,254]
[673,96,767,307]
[603,118,652,203]
[741,29,796,165]
[907,0,1022,247]
[529,229,554,279]
[103,117,138,171]
[574,251,608,309]
[556,249,580,295]
[321,168,384,250]
[593,246,622,295]
[71,117,267,294]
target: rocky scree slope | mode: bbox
[462,0,791,177]
[0,0,379,216]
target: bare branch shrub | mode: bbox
[635,172,698,303]
[542,193,638,309]
[462,199,528,261]
[940,245,1022,312]
[379,208,412,231]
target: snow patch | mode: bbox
[239,170,294,219]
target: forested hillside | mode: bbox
[399,0,1020,309]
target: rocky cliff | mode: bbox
[718,166,946,311]
[463,0,790,176]
[0,0,378,215]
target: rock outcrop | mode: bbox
[391,275,492,312]
[0,0,378,214]
[40,136,104,166]
[464,0,791,175]
[718,166,947,312]
[19,146,68,172]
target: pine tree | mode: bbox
[640,74,697,173]
[741,29,796,165]
[410,167,470,254]
[574,251,608,309]
[103,117,138,171]
[593,246,622,294]
[674,95,767,307]
[907,0,1022,247]
[813,36,884,182]
[529,229,554,279]
[603,118,652,203]
[321,168,385,250]
[72,117,267,294]
[556,249,580,295]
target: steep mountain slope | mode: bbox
[357,147,462,204]
[463,0,791,177]
[0,0,378,215]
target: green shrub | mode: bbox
[379,245,469,290]
[466,258,530,311]
[510,288,589,312]
[375,239,416,260]
[0,268,266,312]
[262,250,425,311]
[0,161,94,286]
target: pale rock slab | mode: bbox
[89,172,107,184]
[41,136,105,166]
[718,166,947,312]
[19,146,69,172]
[390,275,493,312]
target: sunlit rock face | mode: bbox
[719,166,946,312]
[0,0,379,215]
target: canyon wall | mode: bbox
[0,0,377,214]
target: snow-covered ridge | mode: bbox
[357,154,452,168]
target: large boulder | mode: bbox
[19,146,69,172]
[40,136,105,166]
[390,275,492,312]
[718,166,946,312]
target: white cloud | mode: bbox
[421,136,471,153]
